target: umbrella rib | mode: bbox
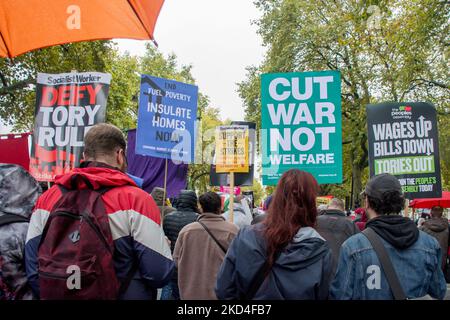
[126,0,154,41]
[0,30,11,58]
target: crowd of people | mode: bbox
[0,123,448,300]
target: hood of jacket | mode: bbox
[230,202,246,214]
[366,214,419,249]
[176,190,198,211]
[0,164,42,218]
[55,161,137,191]
[275,226,329,270]
[422,217,449,233]
[322,209,346,217]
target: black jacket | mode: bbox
[316,209,360,275]
[163,191,198,253]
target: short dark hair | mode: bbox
[84,123,126,159]
[199,192,222,214]
[431,206,444,218]
[366,190,405,215]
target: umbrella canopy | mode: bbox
[409,191,450,209]
[0,0,164,58]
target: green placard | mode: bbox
[261,71,343,185]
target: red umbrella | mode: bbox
[409,191,450,209]
[0,0,164,58]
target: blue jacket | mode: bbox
[215,225,333,300]
[330,230,447,300]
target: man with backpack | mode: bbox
[25,123,174,300]
[0,164,42,300]
[173,191,238,299]
[330,173,447,300]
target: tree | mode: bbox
[106,43,201,130]
[0,40,223,196]
[187,104,224,193]
[242,179,266,208]
[239,0,449,206]
[0,41,113,131]
[0,42,204,132]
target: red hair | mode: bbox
[263,169,319,269]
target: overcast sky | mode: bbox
[116,0,265,121]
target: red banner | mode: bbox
[0,133,30,170]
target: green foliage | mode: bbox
[188,105,225,193]
[0,40,231,195]
[0,42,202,132]
[0,41,112,130]
[239,0,450,204]
[241,179,266,208]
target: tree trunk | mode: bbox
[351,160,363,209]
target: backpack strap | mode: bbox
[197,221,227,254]
[0,215,29,227]
[243,249,282,300]
[362,228,407,300]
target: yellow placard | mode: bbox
[316,196,333,206]
[215,126,249,173]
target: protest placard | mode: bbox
[136,75,198,163]
[29,72,110,181]
[261,70,342,185]
[210,121,256,187]
[366,102,442,199]
[215,125,249,173]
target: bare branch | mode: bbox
[0,77,34,96]
[0,72,8,87]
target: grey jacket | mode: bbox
[316,209,360,276]
[0,164,41,300]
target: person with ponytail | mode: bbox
[215,169,333,300]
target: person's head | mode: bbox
[234,195,244,204]
[328,198,345,212]
[431,206,444,218]
[150,187,166,207]
[199,191,222,215]
[317,204,328,215]
[177,190,199,211]
[264,169,319,268]
[83,123,127,172]
[421,211,430,219]
[362,173,405,219]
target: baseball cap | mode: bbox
[361,173,403,201]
